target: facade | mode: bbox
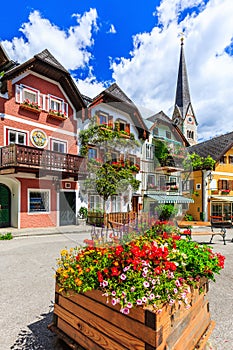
[141,110,192,217]
[0,45,86,228]
[77,83,148,214]
[187,132,233,221]
[172,38,198,146]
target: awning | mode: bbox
[145,194,194,204]
[210,196,233,202]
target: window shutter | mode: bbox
[189,179,194,192]
[62,102,68,117]
[15,84,22,103]
[125,123,130,134]
[218,179,223,190]
[108,115,113,129]
[228,180,233,190]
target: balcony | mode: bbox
[0,144,86,179]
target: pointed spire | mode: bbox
[174,37,191,119]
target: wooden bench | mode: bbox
[176,220,232,245]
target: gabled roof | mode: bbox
[0,46,86,111]
[90,83,149,138]
[146,110,189,146]
[188,131,233,161]
[0,43,17,72]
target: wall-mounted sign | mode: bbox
[30,129,48,148]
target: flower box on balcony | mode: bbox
[221,190,230,195]
[211,190,219,195]
[47,110,67,120]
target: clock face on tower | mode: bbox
[174,117,180,125]
[187,116,194,124]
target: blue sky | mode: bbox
[1,0,233,141]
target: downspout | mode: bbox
[202,170,208,222]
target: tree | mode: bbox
[80,117,141,213]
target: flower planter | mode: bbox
[20,104,41,114]
[47,112,67,120]
[49,278,214,350]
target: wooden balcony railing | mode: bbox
[0,144,86,177]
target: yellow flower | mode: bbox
[61,249,68,257]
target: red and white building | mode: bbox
[0,45,86,228]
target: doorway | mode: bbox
[0,184,11,228]
[59,191,76,226]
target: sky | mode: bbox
[1,0,233,142]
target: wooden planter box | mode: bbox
[49,279,215,350]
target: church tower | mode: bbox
[172,38,198,145]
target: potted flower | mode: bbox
[50,222,224,350]
[76,206,88,225]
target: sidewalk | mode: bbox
[0,224,92,238]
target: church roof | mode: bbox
[188,131,233,161]
[173,39,197,124]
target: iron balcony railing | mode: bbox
[0,144,86,176]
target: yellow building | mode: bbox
[187,132,233,221]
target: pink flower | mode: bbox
[120,274,126,280]
[143,281,150,288]
[136,299,142,305]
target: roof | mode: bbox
[173,40,197,125]
[145,110,189,146]
[90,83,149,138]
[174,40,191,119]
[188,131,233,161]
[0,47,86,111]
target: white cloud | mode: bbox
[111,0,233,141]
[108,24,117,34]
[2,9,98,70]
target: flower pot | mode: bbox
[49,278,214,350]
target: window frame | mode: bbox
[28,189,50,214]
[7,128,27,146]
[51,138,67,153]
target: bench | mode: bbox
[176,220,232,245]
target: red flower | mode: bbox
[97,271,103,282]
[111,267,120,276]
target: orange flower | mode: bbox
[75,278,83,286]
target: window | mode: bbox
[218,179,229,190]
[128,156,136,165]
[48,95,68,116]
[111,152,118,162]
[229,156,233,164]
[146,144,154,159]
[15,84,40,105]
[153,127,159,136]
[166,131,171,139]
[99,114,108,125]
[24,89,37,103]
[220,156,227,164]
[159,175,166,190]
[111,196,121,212]
[8,129,26,145]
[89,195,102,210]
[28,190,50,213]
[88,148,98,159]
[182,179,194,192]
[147,174,156,189]
[51,139,67,153]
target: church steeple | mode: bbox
[172,37,198,145]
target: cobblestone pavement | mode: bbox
[0,225,233,349]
